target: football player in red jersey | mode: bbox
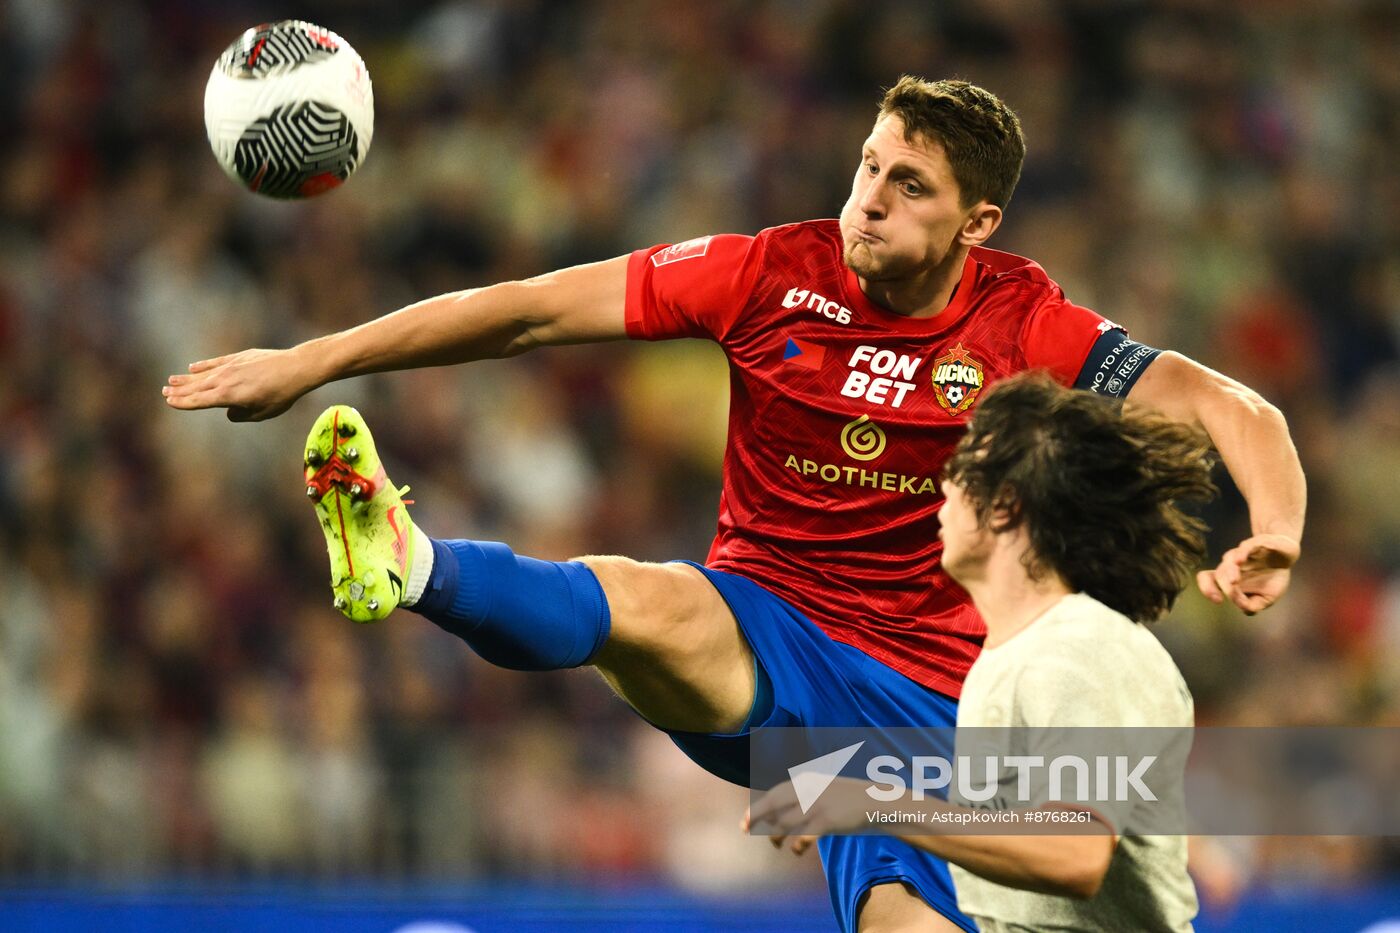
[166,76,1304,932]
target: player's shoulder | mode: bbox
[741,219,846,286]
[968,245,1062,299]
[756,218,843,250]
[1043,592,1139,638]
[1035,595,1182,679]
[1011,595,1136,668]
[1006,596,1183,717]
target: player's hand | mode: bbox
[163,347,315,422]
[743,777,870,855]
[1196,534,1299,616]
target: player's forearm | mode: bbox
[293,256,630,388]
[1129,352,1305,542]
[300,281,543,385]
[1196,382,1306,541]
[896,820,1113,899]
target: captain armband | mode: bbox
[1073,329,1163,398]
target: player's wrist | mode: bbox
[1245,530,1302,560]
[292,333,350,391]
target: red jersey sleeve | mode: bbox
[625,233,766,343]
[1019,287,1117,385]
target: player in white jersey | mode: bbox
[751,372,1218,931]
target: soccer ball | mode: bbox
[204,21,374,199]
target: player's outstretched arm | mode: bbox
[1127,351,1306,614]
[746,779,1115,899]
[163,256,629,421]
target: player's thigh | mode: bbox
[581,556,754,733]
[858,882,965,933]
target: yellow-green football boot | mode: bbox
[303,405,414,622]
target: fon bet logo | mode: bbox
[931,343,985,414]
[840,415,886,462]
[841,345,922,409]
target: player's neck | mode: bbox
[857,246,969,319]
[963,545,1073,650]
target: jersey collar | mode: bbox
[841,252,980,335]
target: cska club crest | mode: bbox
[931,342,985,414]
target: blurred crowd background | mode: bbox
[2,0,1399,918]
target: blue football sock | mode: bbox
[410,539,611,671]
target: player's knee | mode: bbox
[577,556,718,661]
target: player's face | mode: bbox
[937,476,991,584]
[840,115,991,282]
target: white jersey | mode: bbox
[952,592,1198,933]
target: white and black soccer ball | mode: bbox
[204,21,374,199]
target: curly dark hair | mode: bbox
[943,373,1218,622]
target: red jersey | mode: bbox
[625,220,1118,698]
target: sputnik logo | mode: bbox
[787,741,866,814]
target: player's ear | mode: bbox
[987,487,1020,532]
[957,202,1002,248]
[987,506,1017,533]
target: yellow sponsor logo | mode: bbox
[840,414,887,461]
[783,455,940,495]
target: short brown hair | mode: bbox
[878,75,1025,209]
[943,373,1217,622]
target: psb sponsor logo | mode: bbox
[782,287,852,325]
[840,415,886,461]
[651,236,712,267]
[931,343,984,414]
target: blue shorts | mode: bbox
[665,563,974,933]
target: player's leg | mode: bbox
[823,834,975,933]
[304,405,757,735]
[857,882,964,933]
[580,556,756,733]
[814,667,974,933]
